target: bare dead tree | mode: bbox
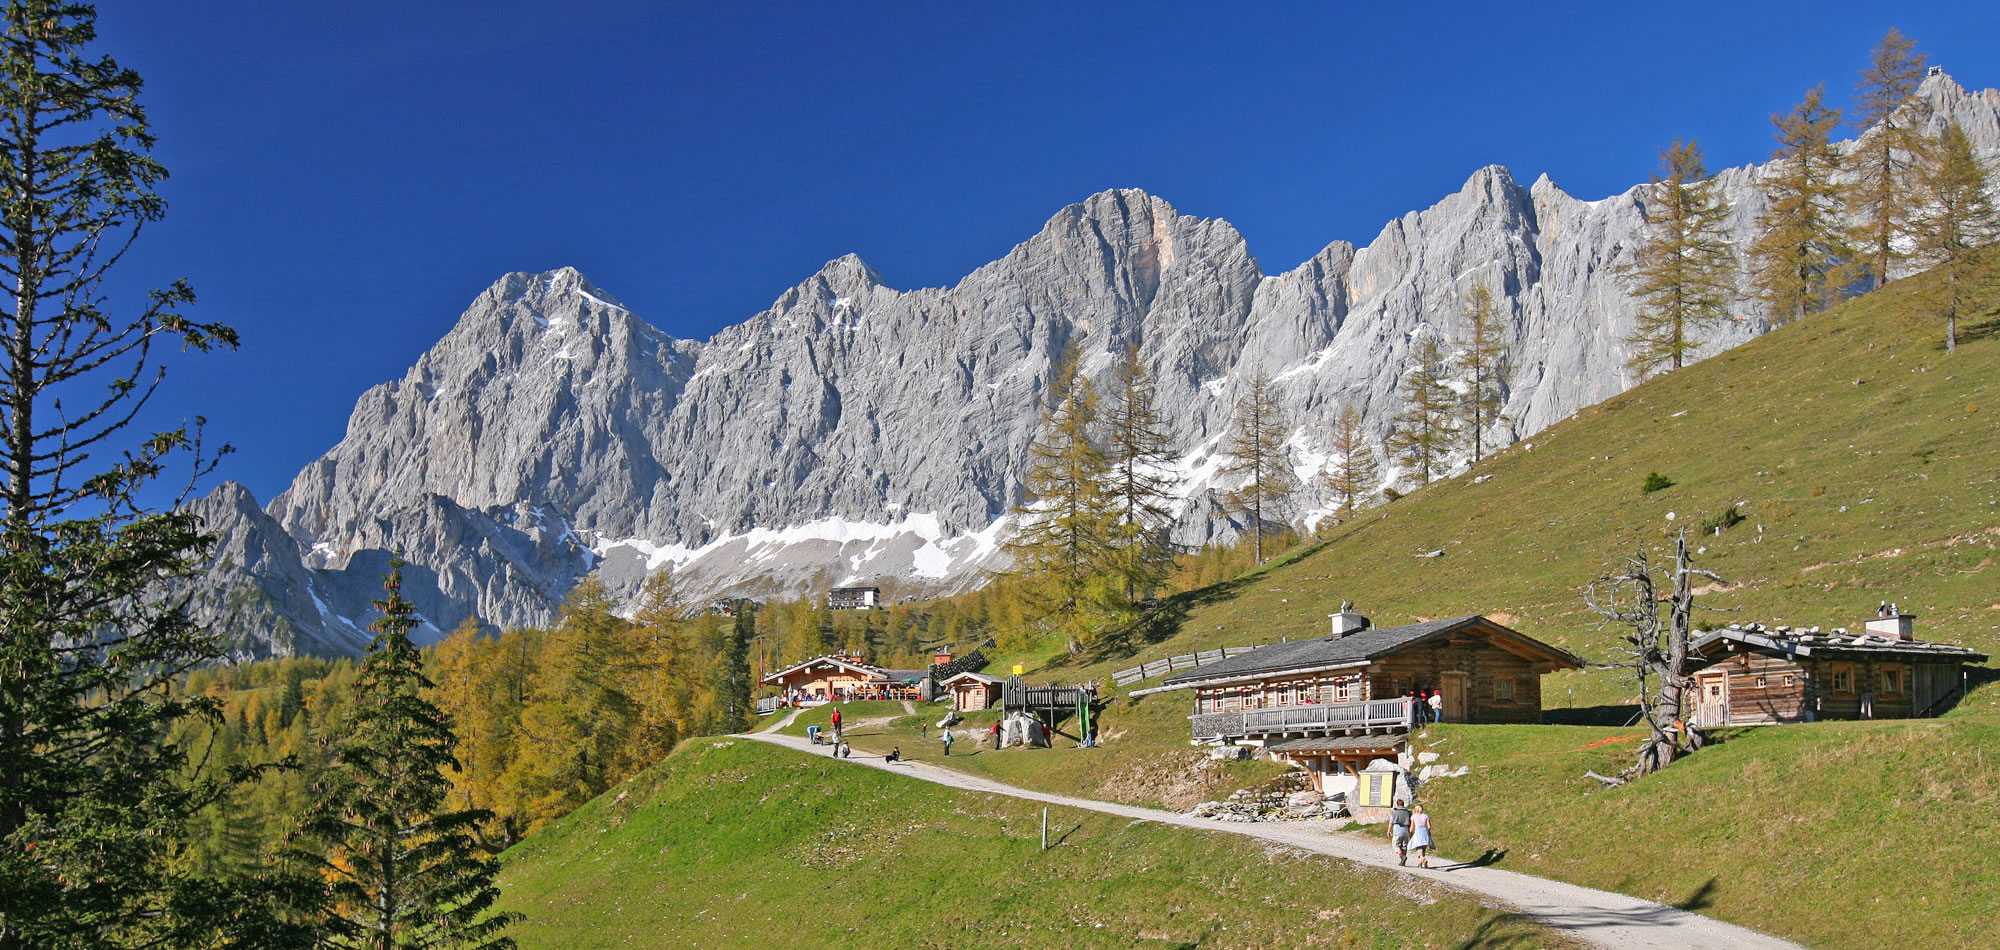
[1581,530,1726,781]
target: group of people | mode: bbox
[1388,799,1434,868]
[1409,689,1446,724]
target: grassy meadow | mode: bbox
[494,738,1570,949]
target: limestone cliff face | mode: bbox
[192,73,2000,656]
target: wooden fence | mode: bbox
[1111,646,1256,687]
[1001,676,1094,713]
[1190,696,1415,741]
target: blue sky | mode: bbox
[93,1,2000,503]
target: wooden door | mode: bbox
[1441,671,1471,723]
[1696,672,1729,727]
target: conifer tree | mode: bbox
[502,580,635,830]
[624,568,686,771]
[1101,348,1178,601]
[717,609,755,731]
[1385,333,1460,486]
[1910,124,1999,353]
[0,3,276,946]
[1845,28,1931,289]
[1454,284,1510,459]
[1004,349,1117,650]
[1222,371,1295,565]
[1751,86,1850,324]
[288,563,519,950]
[1322,405,1379,520]
[1623,139,1738,377]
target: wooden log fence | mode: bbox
[1110,646,1256,687]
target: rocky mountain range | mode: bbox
[189,72,2000,659]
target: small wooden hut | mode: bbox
[1686,612,1987,725]
[940,671,1002,711]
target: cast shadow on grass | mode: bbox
[1050,822,1085,848]
[1676,878,1719,912]
[1435,848,1507,871]
[1451,912,1547,950]
[1541,705,1642,727]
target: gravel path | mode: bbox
[745,729,1802,950]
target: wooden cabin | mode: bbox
[1164,614,1583,746]
[1686,613,1987,726]
[760,654,926,703]
[941,671,1002,711]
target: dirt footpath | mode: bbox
[745,729,1802,950]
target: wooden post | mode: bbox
[1041,808,1048,850]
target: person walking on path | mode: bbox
[1389,799,1413,866]
[830,707,843,744]
[941,726,955,757]
[1427,690,1444,724]
[1408,804,1435,868]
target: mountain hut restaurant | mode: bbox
[760,654,929,704]
[1160,613,1582,815]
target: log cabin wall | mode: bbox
[1713,654,1810,723]
[1804,656,1921,720]
[1362,638,1544,724]
[1194,671,1367,714]
[1190,635,1548,724]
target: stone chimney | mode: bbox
[1329,610,1371,639]
[1864,602,1915,641]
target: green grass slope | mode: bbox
[1108,262,2000,684]
[494,738,1569,949]
[867,258,2000,948]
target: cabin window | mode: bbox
[1830,663,1855,696]
[1784,674,1795,687]
[1334,678,1353,703]
[1494,678,1515,703]
[1880,667,1905,697]
[1755,675,1768,688]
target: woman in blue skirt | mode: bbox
[1408,804,1434,868]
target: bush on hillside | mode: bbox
[1642,471,1676,494]
[1700,505,1747,534]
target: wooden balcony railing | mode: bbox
[1191,697,1414,740]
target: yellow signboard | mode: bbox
[1358,772,1397,807]
[1011,664,1024,675]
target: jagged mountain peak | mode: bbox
[193,70,2000,657]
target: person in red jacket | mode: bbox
[830,707,842,744]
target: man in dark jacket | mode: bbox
[1389,800,1413,866]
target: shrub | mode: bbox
[1642,472,1675,494]
[1701,505,1747,534]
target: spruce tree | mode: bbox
[0,3,275,946]
[1751,86,1849,324]
[1454,284,1510,459]
[1910,124,1998,353]
[1385,333,1460,486]
[718,609,755,731]
[1845,28,1931,289]
[1101,348,1178,601]
[1623,139,1737,377]
[1322,405,1379,520]
[1222,371,1295,565]
[1004,349,1117,650]
[288,563,519,950]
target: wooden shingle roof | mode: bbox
[1160,615,1581,688]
